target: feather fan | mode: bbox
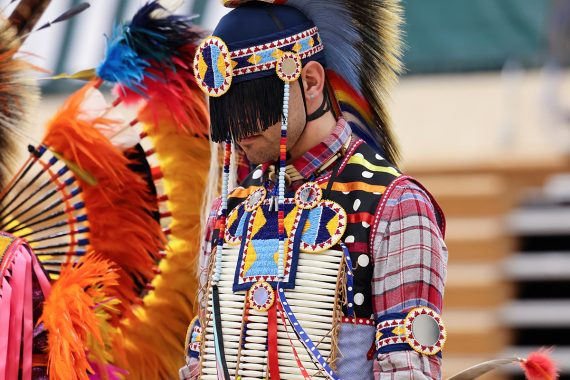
[42,81,165,313]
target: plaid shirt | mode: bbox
[196,119,447,380]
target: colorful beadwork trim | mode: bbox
[375,309,445,358]
[194,36,233,97]
[342,317,375,326]
[299,200,347,253]
[247,280,275,312]
[294,182,322,210]
[232,198,308,291]
[224,203,246,246]
[375,315,408,354]
[185,316,202,359]
[276,52,302,82]
[404,307,446,356]
[230,26,322,78]
[194,27,322,96]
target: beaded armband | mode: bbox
[375,307,446,358]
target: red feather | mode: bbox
[520,348,560,380]
[115,43,209,135]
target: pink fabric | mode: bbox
[0,237,51,380]
[7,252,26,379]
[22,250,33,380]
[0,277,12,378]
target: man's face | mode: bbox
[236,81,305,164]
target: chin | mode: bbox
[244,151,277,165]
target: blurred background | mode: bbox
[7,0,570,378]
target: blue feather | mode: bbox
[96,30,150,93]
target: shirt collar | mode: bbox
[290,118,352,179]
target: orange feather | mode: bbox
[42,81,165,313]
[40,252,119,380]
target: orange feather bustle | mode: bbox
[521,348,560,380]
[42,81,165,314]
[40,252,119,380]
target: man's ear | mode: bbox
[301,61,326,98]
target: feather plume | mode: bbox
[521,348,560,380]
[96,28,150,94]
[115,49,210,135]
[35,2,90,31]
[447,349,560,380]
[42,81,165,313]
[8,0,52,39]
[104,1,207,133]
[124,1,198,68]
[40,252,120,380]
[446,358,519,380]
[114,84,210,379]
[0,13,39,188]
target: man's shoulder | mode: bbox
[337,137,402,187]
[380,176,446,237]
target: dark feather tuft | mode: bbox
[8,0,52,39]
[125,1,201,69]
[346,0,403,164]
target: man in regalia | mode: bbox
[181,1,448,379]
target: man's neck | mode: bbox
[287,112,338,161]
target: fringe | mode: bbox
[209,75,285,142]
[198,250,218,379]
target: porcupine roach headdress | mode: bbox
[202,0,403,165]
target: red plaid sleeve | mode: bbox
[370,177,448,379]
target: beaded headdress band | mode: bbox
[193,26,322,97]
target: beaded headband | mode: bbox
[193,26,322,97]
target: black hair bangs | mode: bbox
[209,75,285,143]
